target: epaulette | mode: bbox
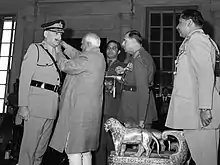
[136,53,148,68]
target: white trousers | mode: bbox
[184,129,219,165]
[67,152,92,165]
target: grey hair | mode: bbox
[84,33,101,47]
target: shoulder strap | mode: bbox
[34,44,40,62]
[208,37,220,55]
[38,44,62,83]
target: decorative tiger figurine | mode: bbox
[104,118,160,157]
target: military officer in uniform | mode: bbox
[94,40,125,165]
[116,30,158,128]
[165,9,220,165]
[17,20,65,165]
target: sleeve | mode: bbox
[188,35,214,109]
[64,45,81,59]
[18,44,38,107]
[134,58,149,121]
[215,77,220,92]
[58,55,88,75]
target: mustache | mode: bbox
[55,39,62,43]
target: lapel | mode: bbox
[108,59,118,69]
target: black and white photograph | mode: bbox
[0,0,219,165]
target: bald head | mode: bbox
[81,33,101,51]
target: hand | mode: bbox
[17,106,30,121]
[139,120,145,128]
[15,114,23,125]
[55,45,65,62]
[56,44,62,53]
[115,66,125,75]
[115,76,123,81]
[200,109,212,127]
[60,41,72,49]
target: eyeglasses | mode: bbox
[107,46,118,51]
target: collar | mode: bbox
[186,29,204,39]
[41,41,56,54]
[180,29,204,48]
[84,47,100,53]
[107,58,117,65]
[133,47,144,59]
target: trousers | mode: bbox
[184,129,219,165]
[67,152,92,165]
[94,115,115,165]
[18,116,54,165]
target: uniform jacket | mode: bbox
[166,29,220,129]
[50,47,106,154]
[118,47,158,124]
[18,41,60,119]
[104,59,125,117]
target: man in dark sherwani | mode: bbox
[116,30,158,128]
[94,40,125,165]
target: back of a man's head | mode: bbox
[125,30,143,45]
[84,33,101,48]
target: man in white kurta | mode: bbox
[166,9,220,165]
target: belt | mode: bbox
[30,80,60,93]
[122,85,154,92]
[122,85,137,92]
